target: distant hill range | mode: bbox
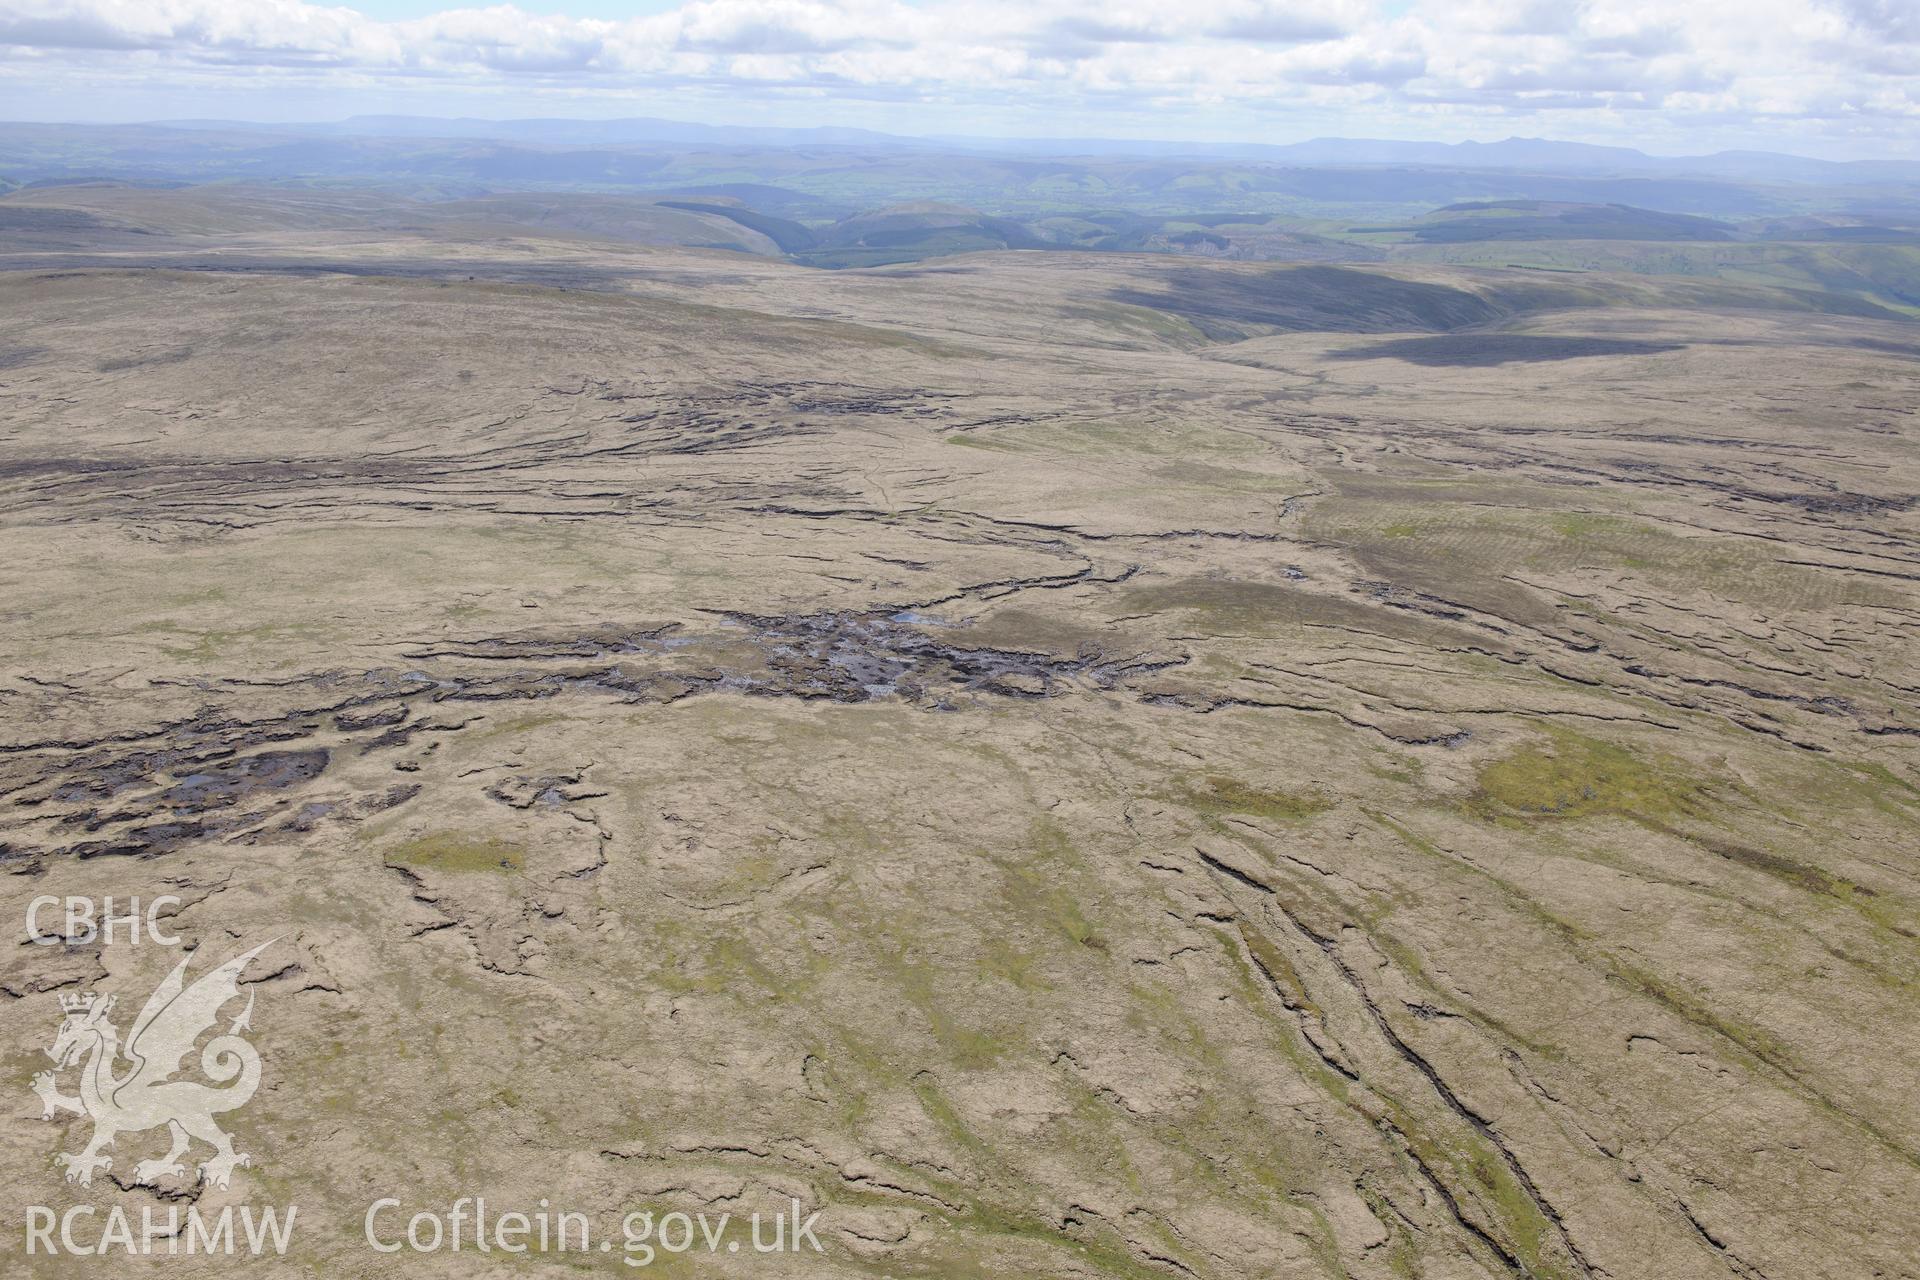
[4,118,1918,308]
[139,116,1920,186]
[8,121,1919,227]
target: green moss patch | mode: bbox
[1468,728,1702,822]
[1191,774,1335,823]
[390,832,524,874]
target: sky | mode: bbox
[0,0,1917,158]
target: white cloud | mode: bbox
[0,0,1915,150]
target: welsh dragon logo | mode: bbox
[32,940,274,1190]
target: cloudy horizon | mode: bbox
[1,0,1917,160]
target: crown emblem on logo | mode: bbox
[58,992,97,1014]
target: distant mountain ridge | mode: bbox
[7,120,1920,231]
[155,114,921,151]
[132,116,1920,185]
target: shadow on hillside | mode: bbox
[1327,334,1686,365]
